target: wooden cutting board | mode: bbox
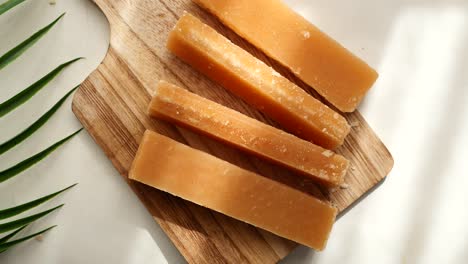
[72,0,394,263]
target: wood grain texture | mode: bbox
[72,0,394,263]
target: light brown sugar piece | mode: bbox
[149,81,349,186]
[193,0,379,112]
[129,130,338,250]
[167,13,350,149]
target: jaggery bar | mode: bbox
[149,81,349,186]
[193,0,378,112]
[129,130,337,250]
[167,13,350,149]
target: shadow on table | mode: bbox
[400,22,468,264]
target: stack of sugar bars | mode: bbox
[129,0,378,251]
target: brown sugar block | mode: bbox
[149,81,349,186]
[167,13,350,149]
[129,130,338,250]
[193,0,379,112]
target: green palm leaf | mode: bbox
[0,0,83,253]
[0,225,56,253]
[0,85,79,155]
[0,13,65,70]
[0,57,82,118]
[0,128,82,183]
[0,184,76,220]
[0,225,27,244]
[0,0,28,16]
[0,205,62,234]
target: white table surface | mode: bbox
[1,0,467,263]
